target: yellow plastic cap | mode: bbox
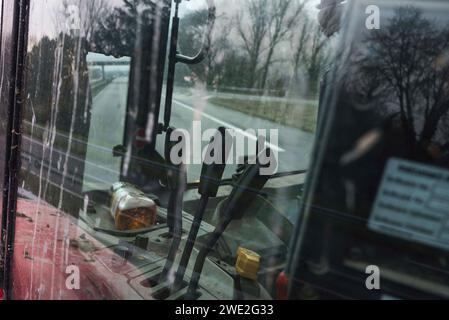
[235,247,261,281]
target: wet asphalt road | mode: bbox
[24,77,316,192]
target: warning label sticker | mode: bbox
[369,158,449,251]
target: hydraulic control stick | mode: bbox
[172,127,232,290]
[185,151,271,298]
[159,127,187,282]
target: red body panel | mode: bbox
[12,198,149,300]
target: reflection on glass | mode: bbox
[291,0,449,300]
[14,0,329,301]
[83,53,130,191]
[162,0,332,182]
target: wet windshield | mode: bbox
[15,0,325,300]
[12,0,449,301]
[76,0,326,188]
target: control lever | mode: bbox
[163,0,216,130]
[185,149,272,298]
[172,127,232,290]
[159,127,187,282]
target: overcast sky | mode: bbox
[27,0,323,48]
[179,0,322,17]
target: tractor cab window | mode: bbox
[10,0,449,301]
[13,0,330,300]
[288,0,449,300]
[160,0,328,184]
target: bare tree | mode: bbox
[80,0,110,41]
[286,15,311,97]
[359,7,449,148]
[205,18,233,87]
[291,17,310,79]
[58,0,110,40]
[301,22,329,95]
[260,0,307,91]
[236,0,271,89]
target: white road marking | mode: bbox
[172,99,285,153]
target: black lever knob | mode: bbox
[165,127,187,190]
[198,127,233,197]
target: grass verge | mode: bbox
[208,97,318,133]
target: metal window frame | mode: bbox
[0,0,30,300]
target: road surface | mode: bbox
[23,76,316,192]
